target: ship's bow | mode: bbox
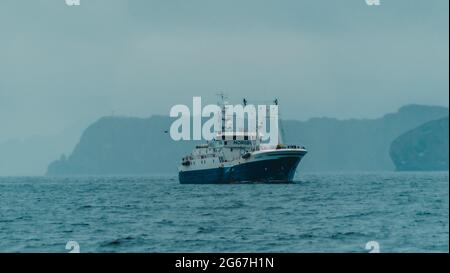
[225,148,307,183]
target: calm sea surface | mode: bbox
[0,172,448,253]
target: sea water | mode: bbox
[0,172,448,252]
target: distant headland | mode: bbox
[46,104,449,175]
[390,117,449,171]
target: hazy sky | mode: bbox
[0,0,448,141]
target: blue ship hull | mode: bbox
[179,156,302,184]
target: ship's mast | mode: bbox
[274,98,284,145]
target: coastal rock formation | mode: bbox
[47,105,449,175]
[390,117,449,171]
